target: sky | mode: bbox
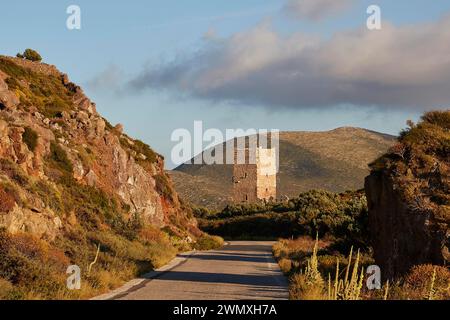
[1,1,450,168]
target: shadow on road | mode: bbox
[191,253,270,263]
[144,270,285,288]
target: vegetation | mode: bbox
[193,234,224,251]
[118,134,159,171]
[274,237,449,300]
[370,110,450,209]
[22,127,38,152]
[0,186,16,213]
[17,49,42,62]
[0,57,73,118]
[198,190,368,247]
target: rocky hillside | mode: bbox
[365,110,450,280]
[170,129,395,210]
[0,55,200,299]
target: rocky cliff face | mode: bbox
[0,56,198,241]
[365,111,449,280]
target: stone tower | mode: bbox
[232,147,277,203]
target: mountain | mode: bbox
[0,55,201,299]
[169,128,396,210]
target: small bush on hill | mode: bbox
[0,187,16,213]
[48,142,73,174]
[19,49,42,62]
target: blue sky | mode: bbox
[1,1,450,168]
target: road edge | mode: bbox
[91,242,230,300]
[91,250,197,300]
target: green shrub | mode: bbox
[22,127,38,152]
[22,49,42,62]
[48,142,73,173]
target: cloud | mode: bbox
[86,64,124,93]
[283,0,355,21]
[130,16,450,110]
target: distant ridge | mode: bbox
[169,127,396,210]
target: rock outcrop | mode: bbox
[0,55,198,240]
[365,111,450,280]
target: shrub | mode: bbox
[22,49,42,62]
[194,234,224,251]
[48,142,73,173]
[0,187,16,213]
[0,160,29,187]
[278,258,292,274]
[22,127,38,152]
[0,278,14,299]
[154,174,173,200]
[403,264,450,300]
[289,273,326,300]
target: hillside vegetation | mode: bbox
[197,189,368,247]
[366,110,450,279]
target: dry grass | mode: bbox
[275,237,450,300]
[0,186,15,213]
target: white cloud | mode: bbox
[130,15,450,110]
[283,0,355,21]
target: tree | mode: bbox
[18,49,42,62]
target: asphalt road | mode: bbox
[113,241,289,300]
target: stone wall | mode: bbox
[232,147,277,203]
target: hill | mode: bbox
[0,54,213,299]
[169,128,396,210]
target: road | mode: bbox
[112,241,289,300]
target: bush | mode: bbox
[154,174,173,200]
[48,142,73,173]
[402,264,450,300]
[0,187,15,213]
[194,234,224,251]
[21,49,42,62]
[22,127,38,152]
[278,258,292,274]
